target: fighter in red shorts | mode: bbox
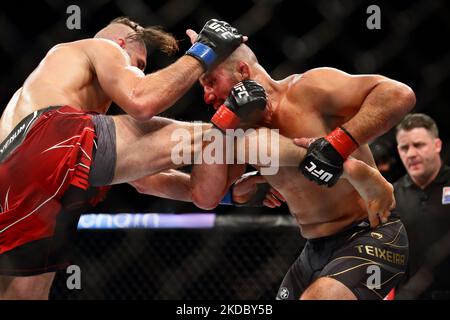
[0,17,245,299]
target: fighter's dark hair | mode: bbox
[110,17,178,55]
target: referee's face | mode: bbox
[396,127,442,183]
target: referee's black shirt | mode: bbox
[394,164,450,298]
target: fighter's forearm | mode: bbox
[173,125,306,209]
[341,158,395,227]
[132,56,203,119]
[342,80,415,144]
[240,128,306,168]
[130,164,238,210]
[193,126,305,178]
[130,169,193,202]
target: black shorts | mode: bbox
[276,217,409,300]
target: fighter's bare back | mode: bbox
[0,40,116,142]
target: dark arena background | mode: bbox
[0,0,449,301]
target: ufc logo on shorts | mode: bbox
[208,21,234,39]
[305,161,333,182]
[234,82,250,99]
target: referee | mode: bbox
[394,113,450,299]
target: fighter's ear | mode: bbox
[237,61,251,80]
[117,38,126,48]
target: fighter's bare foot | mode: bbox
[342,158,395,228]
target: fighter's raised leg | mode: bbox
[111,115,209,184]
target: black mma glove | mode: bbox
[211,80,267,132]
[299,127,359,187]
[186,19,244,70]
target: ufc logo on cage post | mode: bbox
[66,265,82,290]
[304,161,333,182]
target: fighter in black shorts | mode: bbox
[277,216,408,300]
[180,38,415,299]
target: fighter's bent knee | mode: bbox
[191,189,220,210]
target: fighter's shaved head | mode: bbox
[95,22,134,42]
[222,44,258,70]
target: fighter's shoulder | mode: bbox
[82,38,121,48]
[290,67,349,89]
[285,68,344,102]
[64,39,127,63]
[37,41,91,66]
[288,67,387,101]
[45,39,118,56]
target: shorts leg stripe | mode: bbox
[41,135,81,153]
[4,186,10,211]
[328,255,382,265]
[77,144,91,161]
[383,243,408,248]
[0,167,74,234]
[347,229,367,242]
[41,128,95,154]
[77,163,90,170]
[23,111,38,134]
[380,272,405,287]
[384,224,404,245]
[327,261,381,277]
